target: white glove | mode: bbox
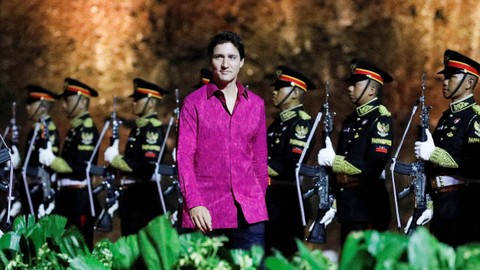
[39,142,56,166]
[317,137,335,167]
[404,208,433,234]
[414,129,435,161]
[104,139,120,163]
[11,145,21,169]
[320,207,336,226]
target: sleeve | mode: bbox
[117,124,165,180]
[268,118,311,180]
[334,115,393,178]
[177,97,203,210]
[253,101,269,193]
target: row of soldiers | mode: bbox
[1,46,480,257]
[0,77,171,249]
[266,49,480,257]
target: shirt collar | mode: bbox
[450,94,475,113]
[206,81,249,100]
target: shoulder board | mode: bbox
[83,118,93,128]
[473,104,480,116]
[298,111,311,120]
[149,118,162,127]
[379,105,391,117]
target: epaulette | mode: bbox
[298,111,311,120]
[83,118,93,128]
[149,118,162,127]
[379,105,391,117]
[473,104,480,115]
[48,121,56,131]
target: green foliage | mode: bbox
[4,215,480,270]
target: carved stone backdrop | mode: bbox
[1,0,480,252]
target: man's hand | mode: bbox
[318,137,335,167]
[39,142,55,166]
[414,129,435,161]
[320,207,336,227]
[189,206,212,233]
[11,145,21,169]
[104,139,120,163]
[404,209,433,234]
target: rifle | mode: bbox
[37,116,55,218]
[94,96,121,231]
[393,74,431,235]
[304,81,335,244]
[153,116,174,214]
[86,119,111,217]
[0,134,13,227]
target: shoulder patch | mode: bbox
[473,104,480,116]
[298,111,311,120]
[379,105,391,117]
[149,118,162,127]
[83,118,93,128]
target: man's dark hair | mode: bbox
[208,31,245,59]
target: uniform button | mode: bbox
[348,140,351,143]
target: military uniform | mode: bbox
[425,50,480,247]
[108,78,167,236]
[329,60,393,244]
[266,66,315,257]
[47,78,100,249]
[22,86,60,217]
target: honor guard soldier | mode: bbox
[317,59,393,245]
[104,78,167,236]
[414,50,480,247]
[38,78,100,249]
[22,85,61,217]
[265,66,316,257]
[193,67,213,89]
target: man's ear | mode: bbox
[368,84,377,97]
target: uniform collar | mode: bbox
[356,97,380,117]
[70,112,90,128]
[450,94,475,113]
[136,112,158,128]
[206,81,249,100]
[279,104,304,122]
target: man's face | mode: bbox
[443,73,467,100]
[348,79,374,105]
[272,86,295,109]
[211,42,244,84]
[63,95,85,118]
[133,97,149,115]
[26,101,42,120]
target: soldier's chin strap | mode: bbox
[446,73,467,99]
[29,100,46,121]
[275,86,297,109]
[354,79,372,105]
[139,96,152,116]
[67,95,82,118]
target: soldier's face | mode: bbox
[26,101,43,120]
[443,73,468,100]
[133,97,148,115]
[63,95,86,117]
[348,79,375,105]
[211,42,244,85]
[272,86,295,108]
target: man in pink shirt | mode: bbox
[177,31,269,250]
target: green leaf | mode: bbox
[265,257,297,270]
[295,238,330,269]
[407,227,454,270]
[339,230,375,270]
[456,244,480,270]
[364,230,409,268]
[69,255,109,270]
[0,232,21,251]
[111,234,140,270]
[138,215,180,270]
[57,227,90,258]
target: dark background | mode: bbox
[1,0,480,253]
